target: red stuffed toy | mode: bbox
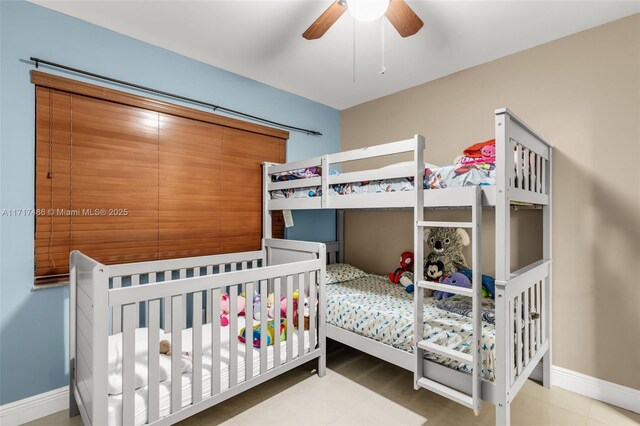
[389,252,414,283]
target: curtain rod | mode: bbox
[29,57,323,137]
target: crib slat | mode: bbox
[259,280,268,374]
[229,290,238,388]
[148,299,161,423]
[122,303,136,426]
[193,267,201,325]
[211,288,221,395]
[252,259,258,270]
[536,281,541,350]
[524,289,530,365]
[515,293,522,379]
[179,269,187,329]
[112,277,122,333]
[286,275,294,362]
[192,291,203,404]
[171,296,182,413]
[297,273,305,358]
[273,277,282,368]
[205,266,214,324]
[164,270,172,330]
[245,281,254,382]
[131,274,140,327]
[309,270,317,350]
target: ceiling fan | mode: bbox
[303,0,423,40]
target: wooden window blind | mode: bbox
[34,74,286,284]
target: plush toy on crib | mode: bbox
[219,293,246,327]
[159,340,193,364]
[388,251,415,293]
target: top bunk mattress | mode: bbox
[270,163,495,200]
[326,274,497,381]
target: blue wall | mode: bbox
[0,0,339,405]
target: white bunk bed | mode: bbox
[262,108,553,425]
[69,239,327,426]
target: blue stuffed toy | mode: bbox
[457,268,496,299]
[434,272,472,300]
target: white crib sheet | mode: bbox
[107,318,311,426]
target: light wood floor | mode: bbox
[26,343,640,426]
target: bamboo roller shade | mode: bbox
[34,75,286,283]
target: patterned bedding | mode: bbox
[270,163,495,199]
[326,275,496,381]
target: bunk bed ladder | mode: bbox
[414,185,483,416]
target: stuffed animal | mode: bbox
[253,294,262,320]
[399,271,414,293]
[457,268,496,299]
[425,260,445,282]
[238,319,287,348]
[389,252,414,283]
[434,272,472,300]
[159,340,193,364]
[220,293,246,326]
[424,227,470,277]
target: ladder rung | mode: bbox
[417,221,473,228]
[417,280,474,297]
[417,341,473,365]
[417,378,474,409]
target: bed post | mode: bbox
[318,244,327,377]
[542,149,553,388]
[336,210,344,263]
[413,134,425,389]
[92,265,110,425]
[495,110,511,425]
[68,257,79,418]
[263,163,273,240]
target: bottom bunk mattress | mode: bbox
[107,318,311,426]
[326,275,496,381]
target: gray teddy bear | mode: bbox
[424,227,470,279]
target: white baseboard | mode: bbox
[527,362,639,414]
[551,365,640,414]
[0,386,69,426]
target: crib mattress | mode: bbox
[326,275,496,381]
[107,318,311,426]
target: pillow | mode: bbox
[326,263,368,284]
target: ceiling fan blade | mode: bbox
[385,0,424,38]
[303,1,347,40]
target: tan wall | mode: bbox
[340,15,640,389]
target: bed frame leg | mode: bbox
[496,400,510,426]
[69,364,79,417]
[317,352,326,378]
[542,352,552,389]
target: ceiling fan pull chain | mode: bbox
[380,18,386,75]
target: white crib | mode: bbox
[69,238,327,425]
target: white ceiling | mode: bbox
[30,0,640,110]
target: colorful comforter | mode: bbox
[270,163,495,200]
[326,275,496,381]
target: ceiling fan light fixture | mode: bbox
[346,0,390,22]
